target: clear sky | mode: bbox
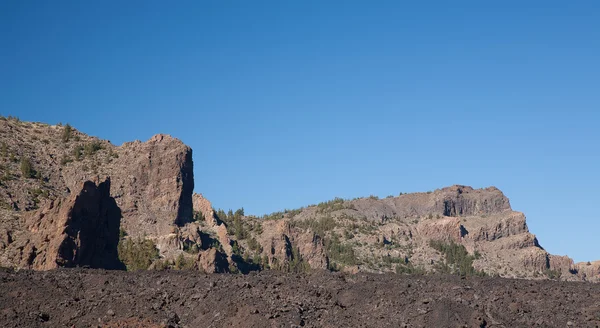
[1,1,599,262]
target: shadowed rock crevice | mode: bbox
[57,179,123,269]
[175,149,194,226]
[23,178,125,270]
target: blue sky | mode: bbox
[1,1,599,262]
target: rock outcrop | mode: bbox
[197,248,229,273]
[0,117,598,282]
[8,178,122,270]
[575,261,600,282]
[59,133,195,239]
[0,118,197,268]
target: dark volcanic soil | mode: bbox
[1,269,599,328]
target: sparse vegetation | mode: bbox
[325,233,357,269]
[1,142,7,157]
[262,207,304,220]
[216,208,249,240]
[31,187,49,199]
[62,124,73,142]
[0,198,11,210]
[173,253,196,270]
[395,262,426,275]
[192,210,204,222]
[118,237,160,271]
[183,242,200,254]
[285,246,311,273]
[73,145,83,161]
[429,240,486,277]
[247,237,263,253]
[233,212,248,240]
[292,216,337,237]
[20,157,34,178]
[109,149,119,158]
[84,141,102,157]
[60,155,72,166]
[544,269,561,280]
[316,197,351,213]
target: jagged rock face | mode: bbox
[416,217,462,242]
[575,261,600,282]
[0,118,195,267]
[549,255,576,274]
[197,248,229,273]
[21,179,122,270]
[192,193,215,224]
[464,212,529,242]
[255,220,328,271]
[342,185,511,222]
[192,193,233,257]
[69,133,195,238]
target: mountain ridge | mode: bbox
[0,115,598,281]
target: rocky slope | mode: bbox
[0,116,597,282]
[217,185,598,281]
[3,268,600,328]
[0,117,198,269]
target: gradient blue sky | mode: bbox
[1,1,599,262]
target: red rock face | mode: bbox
[549,255,576,274]
[416,217,462,243]
[24,178,123,270]
[106,134,194,238]
[197,248,229,273]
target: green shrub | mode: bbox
[153,259,170,271]
[20,157,34,178]
[60,156,72,166]
[84,141,102,156]
[183,242,200,254]
[0,198,11,210]
[262,207,304,220]
[326,233,357,268]
[233,215,248,240]
[192,210,204,222]
[253,223,263,234]
[544,269,561,280]
[428,239,486,277]
[118,237,160,271]
[61,124,73,142]
[247,237,262,253]
[73,145,83,161]
[395,262,426,275]
[293,216,337,237]
[174,253,196,270]
[0,142,7,157]
[231,240,242,257]
[286,246,310,273]
[31,188,49,199]
[316,197,346,213]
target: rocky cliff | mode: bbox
[0,117,199,269]
[0,116,597,281]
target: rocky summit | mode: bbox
[0,116,598,283]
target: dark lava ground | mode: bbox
[1,268,600,328]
